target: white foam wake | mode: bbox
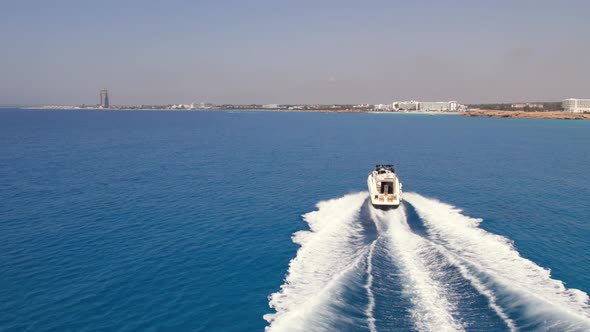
[365,239,378,332]
[404,192,590,331]
[429,242,518,331]
[370,206,465,332]
[264,192,369,332]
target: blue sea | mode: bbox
[1,109,589,331]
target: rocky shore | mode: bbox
[463,110,590,120]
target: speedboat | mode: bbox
[367,165,402,209]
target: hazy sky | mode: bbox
[1,0,589,105]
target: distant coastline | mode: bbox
[18,107,590,120]
[463,110,590,120]
[19,107,461,115]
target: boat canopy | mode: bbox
[375,164,395,173]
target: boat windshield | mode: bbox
[375,165,395,174]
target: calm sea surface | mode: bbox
[1,109,589,331]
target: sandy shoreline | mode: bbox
[463,110,590,120]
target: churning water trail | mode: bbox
[404,192,590,331]
[267,192,590,332]
[264,192,371,332]
[365,239,378,332]
[433,243,517,332]
[369,206,465,332]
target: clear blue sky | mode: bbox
[1,0,589,105]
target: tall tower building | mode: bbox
[100,89,110,108]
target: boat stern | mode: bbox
[369,193,401,210]
[367,171,403,210]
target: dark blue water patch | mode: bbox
[358,200,379,245]
[403,202,429,237]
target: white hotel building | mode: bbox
[393,100,459,112]
[562,98,590,113]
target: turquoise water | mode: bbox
[1,110,589,331]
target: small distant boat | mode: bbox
[367,165,403,209]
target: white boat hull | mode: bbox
[367,173,402,209]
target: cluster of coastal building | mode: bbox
[34,89,469,112]
[30,89,590,114]
[391,100,462,112]
[506,100,590,113]
[168,100,466,112]
[120,102,465,112]
[91,89,468,112]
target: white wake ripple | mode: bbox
[369,206,465,332]
[266,191,590,331]
[405,192,590,331]
[365,239,378,332]
[264,192,370,332]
